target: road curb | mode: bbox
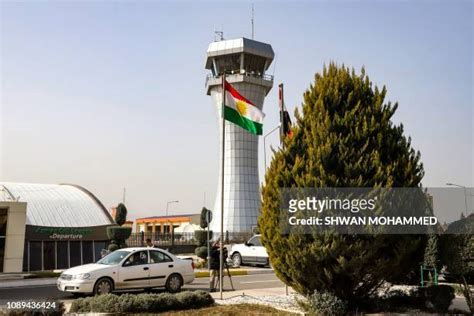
[0,278,57,289]
[0,269,275,287]
[246,269,274,275]
[195,268,273,278]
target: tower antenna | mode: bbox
[251,4,255,39]
[214,30,224,41]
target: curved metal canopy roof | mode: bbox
[0,182,114,227]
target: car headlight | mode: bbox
[73,273,91,280]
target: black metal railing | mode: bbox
[126,232,195,247]
[205,72,274,87]
[126,231,255,248]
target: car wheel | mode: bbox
[232,252,242,267]
[94,278,113,295]
[165,274,182,293]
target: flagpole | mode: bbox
[278,83,284,144]
[219,73,225,300]
[278,83,289,296]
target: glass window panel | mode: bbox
[29,241,42,271]
[123,251,148,266]
[94,241,106,262]
[0,209,7,236]
[57,242,69,269]
[22,240,28,271]
[43,241,55,270]
[70,241,81,267]
[0,237,5,272]
[82,241,93,264]
[149,250,173,263]
[253,237,262,246]
[215,53,241,74]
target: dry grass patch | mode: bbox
[161,303,298,315]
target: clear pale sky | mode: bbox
[1,1,472,220]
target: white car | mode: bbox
[57,247,195,295]
[229,235,270,267]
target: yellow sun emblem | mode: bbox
[236,100,248,116]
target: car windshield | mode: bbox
[248,236,262,246]
[97,250,130,265]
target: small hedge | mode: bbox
[347,286,456,313]
[194,230,212,247]
[195,246,208,260]
[106,226,132,241]
[69,291,214,313]
[422,285,455,312]
[298,290,347,316]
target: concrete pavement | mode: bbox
[0,273,283,301]
[0,267,274,289]
[0,273,287,313]
[0,277,58,289]
[0,272,469,314]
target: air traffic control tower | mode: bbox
[205,38,274,233]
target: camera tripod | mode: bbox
[214,261,234,291]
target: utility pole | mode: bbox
[446,183,469,217]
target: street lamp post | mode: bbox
[262,123,287,296]
[446,183,469,217]
[263,124,281,170]
[166,200,179,217]
[165,200,179,236]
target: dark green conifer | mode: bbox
[259,63,425,305]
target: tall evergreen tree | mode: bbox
[424,233,439,269]
[259,63,425,306]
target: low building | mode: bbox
[123,220,134,231]
[136,214,200,234]
[0,182,115,272]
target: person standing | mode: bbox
[145,238,155,248]
[209,240,221,292]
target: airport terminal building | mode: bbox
[0,183,115,272]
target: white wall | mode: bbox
[1,201,27,272]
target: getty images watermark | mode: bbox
[279,187,473,235]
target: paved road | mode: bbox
[0,273,283,305]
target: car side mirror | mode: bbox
[246,242,253,247]
[123,261,131,267]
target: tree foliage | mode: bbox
[424,233,440,270]
[194,230,212,247]
[440,215,474,312]
[108,203,130,251]
[115,203,128,226]
[200,207,210,229]
[259,63,425,305]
